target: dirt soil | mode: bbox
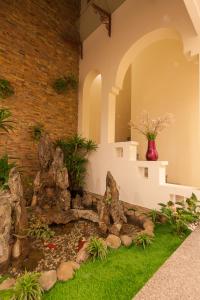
[8,220,141,277]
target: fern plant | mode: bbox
[56,134,97,194]
[0,79,14,99]
[0,108,14,132]
[31,123,44,141]
[0,154,15,189]
[53,73,78,94]
[148,209,159,224]
[12,271,43,300]
[27,219,55,241]
[87,237,108,261]
[135,233,154,249]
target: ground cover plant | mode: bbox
[158,193,200,235]
[87,237,108,261]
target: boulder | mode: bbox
[106,234,121,249]
[39,270,57,291]
[0,278,16,291]
[0,168,28,272]
[57,261,79,281]
[120,235,132,247]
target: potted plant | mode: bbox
[130,111,174,161]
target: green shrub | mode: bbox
[56,134,97,192]
[12,271,42,300]
[31,123,44,141]
[53,74,78,94]
[135,233,154,249]
[0,154,15,189]
[158,193,200,236]
[27,219,55,241]
[0,108,14,133]
[87,237,108,261]
[0,79,14,99]
[148,209,159,224]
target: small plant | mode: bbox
[0,274,9,284]
[53,73,78,94]
[87,237,108,261]
[148,209,159,224]
[27,219,55,241]
[0,79,14,99]
[12,271,43,300]
[0,108,14,133]
[158,193,200,236]
[31,123,44,141]
[135,233,154,249]
[56,134,97,193]
[0,154,15,189]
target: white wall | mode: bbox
[130,39,199,187]
[79,0,200,207]
[88,75,102,143]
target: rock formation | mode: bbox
[98,171,127,235]
[0,167,27,271]
[31,133,71,210]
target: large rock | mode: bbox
[0,168,28,271]
[57,261,80,281]
[106,234,121,249]
[39,270,57,291]
[120,235,133,247]
[31,134,71,211]
[0,278,16,291]
[98,172,127,235]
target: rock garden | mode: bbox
[0,110,199,300]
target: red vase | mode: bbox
[146,140,158,161]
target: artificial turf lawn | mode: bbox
[0,224,188,300]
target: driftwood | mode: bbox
[98,171,127,235]
[31,134,71,210]
[0,168,27,271]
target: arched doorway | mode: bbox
[82,71,102,144]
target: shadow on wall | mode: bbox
[82,71,102,144]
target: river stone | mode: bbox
[120,235,133,247]
[57,261,77,281]
[39,270,57,291]
[106,234,121,249]
[0,278,16,291]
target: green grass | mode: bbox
[0,224,188,300]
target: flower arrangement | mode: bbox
[130,111,174,141]
[130,111,174,161]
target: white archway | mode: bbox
[108,28,182,143]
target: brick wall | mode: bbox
[0,0,80,188]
